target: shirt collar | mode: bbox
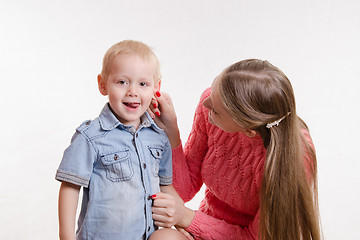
[98,103,163,132]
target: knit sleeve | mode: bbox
[186,210,259,240]
[172,88,211,202]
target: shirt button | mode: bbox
[114,154,119,160]
[147,195,152,200]
[148,226,151,232]
[85,121,91,125]
[136,133,139,138]
[143,163,147,169]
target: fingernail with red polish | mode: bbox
[156,91,161,97]
[153,103,157,108]
[155,112,160,117]
[151,194,157,198]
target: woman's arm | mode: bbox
[58,182,80,240]
[153,89,259,239]
[152,190,258,240]
[153,89,211,201]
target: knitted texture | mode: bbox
[172,88,267,240]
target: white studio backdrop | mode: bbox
[1,0,359,239]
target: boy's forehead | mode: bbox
[112,53,156,68]
[106,54,158,80]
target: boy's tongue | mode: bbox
[124,102,140,108]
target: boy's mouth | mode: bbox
[123,102,140,109]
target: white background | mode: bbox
[1,0,359,239]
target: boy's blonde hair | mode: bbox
[101,40,161,82]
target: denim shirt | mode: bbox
[56,103,172,240]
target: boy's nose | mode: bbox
[127,85,138,97]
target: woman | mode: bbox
[149,59,321,240]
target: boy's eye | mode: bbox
[118,80,127,84]
[140,82,148,87]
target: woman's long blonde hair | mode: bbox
[219,59,321,240]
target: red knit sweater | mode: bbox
[172,88,267,240]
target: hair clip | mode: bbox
[266,112,291,129]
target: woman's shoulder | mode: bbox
[300,128,314,150]
[194,88,211,119]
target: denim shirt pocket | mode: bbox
[148,146,163,177]
[101,149,133,181]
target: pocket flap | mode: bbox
[101,149,130,165]
[148,147,163,159]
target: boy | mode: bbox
[56,40,173,240]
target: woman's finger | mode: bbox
[154,91,174,113]
[152,210,175,227]
[152,198,169,208]
[152,212,174,223]
[152,197,176,208]
[153,220,173,228]
[151,191,172,200]
[147,98,159,119]
[176,227,195,240]
[151,192,175,210]
[152,203,176,219]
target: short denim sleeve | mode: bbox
[158,140,172,185]
[55,132,97,188]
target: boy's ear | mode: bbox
[154,79,161,92]
[97,74,108,96]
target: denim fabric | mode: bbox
[56,103,172,240]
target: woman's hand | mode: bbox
[150,91,181,148]
[151,191,195,229]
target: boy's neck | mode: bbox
[108,104,142,130]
